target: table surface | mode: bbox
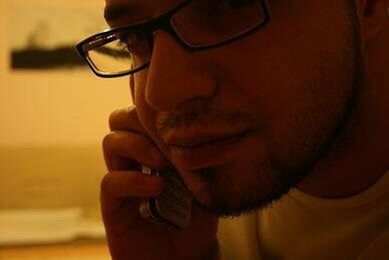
[0,241,110,260]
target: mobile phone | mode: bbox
[139,166,192,229]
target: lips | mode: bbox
[164,130,247,147]
[163,128,251,170]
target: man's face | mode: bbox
[105,0,363,216]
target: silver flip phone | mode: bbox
[139,166,191,229]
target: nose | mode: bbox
[144,30,217,113]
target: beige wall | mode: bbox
[0,0,132,212]
[0,0,131,146]
[0,71,130,146]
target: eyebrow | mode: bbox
[104,4,150,22]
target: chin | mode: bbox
[185,158,300,217]
[177,129,321,217]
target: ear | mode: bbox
[358,0,388,44]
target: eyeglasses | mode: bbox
[76,0,270,78]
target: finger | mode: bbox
[100,171,166,223]
[102,131,168,171]
[100,171,166,199]
[109,106,146,134]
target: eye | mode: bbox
[117,32,144,51]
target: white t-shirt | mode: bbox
[217,172,389,260]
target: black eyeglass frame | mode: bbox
[76,0,271,78]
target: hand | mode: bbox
[101,106,219,260]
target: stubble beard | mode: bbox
[190,6,365,218]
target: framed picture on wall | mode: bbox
[7,0,107,71]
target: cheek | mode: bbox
[133,70,157,134]
[133,69,147,103]
[215,1,350,122]
[210,2,354,162]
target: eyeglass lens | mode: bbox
[172,0,265,46]
[86,0,265,75]
[87,32,151,75]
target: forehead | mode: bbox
[104,0,184,26]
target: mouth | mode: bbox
[163,129,252,171]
